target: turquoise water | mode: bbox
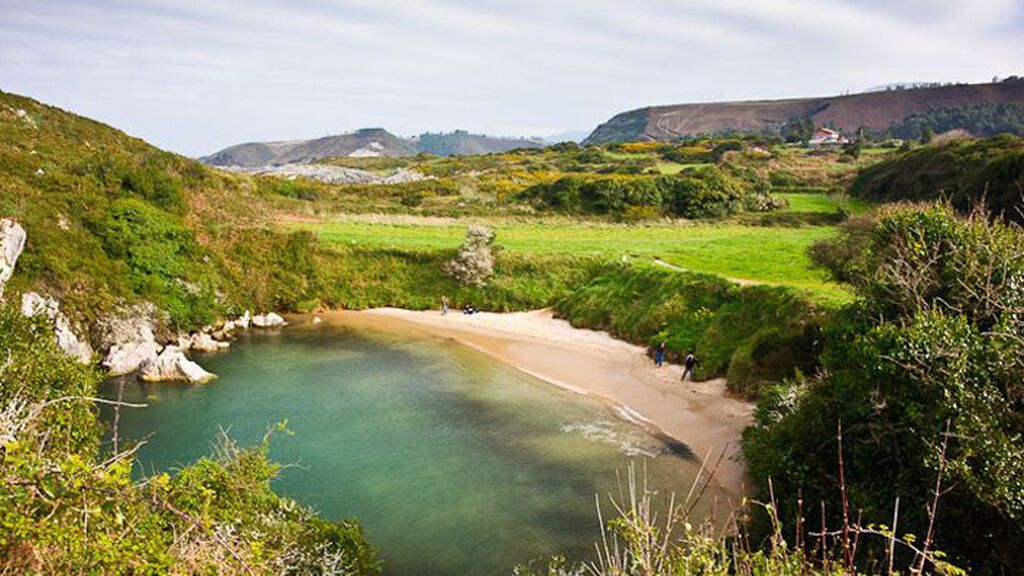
[100,323,711,575]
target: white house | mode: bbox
[807,127,850,148]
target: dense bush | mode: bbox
[745,204,1024,574]
[89,198,220,328]
[518,166,778,219]
[852,135,1024,222]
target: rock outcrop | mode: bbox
[98,303,165,376]
[139,346,217,384]
[20,292,94,364]
[235,311,251,329]
[0,219,26,300]
[227,164,428,186]
[252,312,287,328]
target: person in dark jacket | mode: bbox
[682,352,698,381]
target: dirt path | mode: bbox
[652,257,762,287]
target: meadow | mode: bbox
[289,217,847,300]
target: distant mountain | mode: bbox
[410,130,545,156]
[542,130,590,144]
[202,129,545,167]
[583,79,1024,144]
[200,128,415,166]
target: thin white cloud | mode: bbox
[0,0,1020,155]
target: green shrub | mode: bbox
[657,168,746,218]
[119,153,188,213]
[746,204,1024,574]
[89,198,220,328]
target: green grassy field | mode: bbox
[288,217,848,301]
[775,192,872,214]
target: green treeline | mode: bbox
[889,102,1024,139]
[853,135,1024,222]
[516,164,780,219]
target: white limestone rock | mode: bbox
[104,340,163,376]
[0,219,26,300]
[235,311,251,329]
[98,302,164,376]
[139,346,217,384]
[20,292,94,364]
[187,331,230,353]
[252,312,287,328]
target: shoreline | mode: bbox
[307,308,754,498]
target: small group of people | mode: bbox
[440,296,477,316]
[653,341,698,382]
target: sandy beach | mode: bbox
[316,308,754,497]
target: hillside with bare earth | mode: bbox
[584,79,1024,144]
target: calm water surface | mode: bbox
[100,322,714,576]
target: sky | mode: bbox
[1,0,1023,157]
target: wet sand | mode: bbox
[312,308,754,498]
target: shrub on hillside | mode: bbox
[852,135,1024,222]
[89,198,220,328]
[745,204,1024,574]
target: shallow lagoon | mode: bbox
[101,322,719,575]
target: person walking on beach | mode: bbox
[654,341,667,367]
[441,295,449,316]
[682,351,698,382]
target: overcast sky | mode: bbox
[2,0,1022,156]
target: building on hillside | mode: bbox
[807,127,850,148]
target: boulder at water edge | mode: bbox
[252,312,287,328]
[179,331,230,353]
[139,346,217,384]
[235,310,251,329]
[104,340,163,376]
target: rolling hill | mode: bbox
[584,78,1024,144]
[202,128,545,167]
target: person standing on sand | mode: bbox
[682,352,698,381]
[441,295,449,316]
[654,341,667,367]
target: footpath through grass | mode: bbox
[288,217,849,302]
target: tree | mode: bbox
[920,126,935,144]
[444,226,496,287]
